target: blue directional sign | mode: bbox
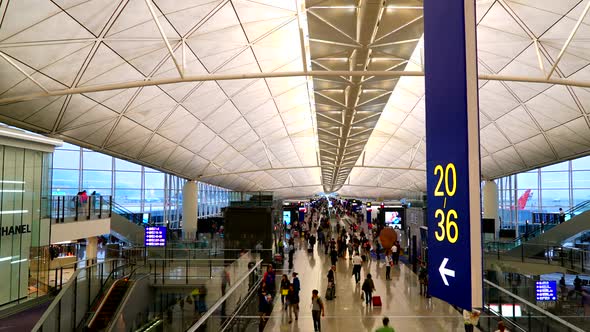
[536,281,557,301]
[424,0,482,310]
[145,226,167,247]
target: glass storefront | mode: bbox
[0,128,58,307]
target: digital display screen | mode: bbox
[283,211,291,225]
[142,213,150,224]
[385,211,403,229]
[536,281,557,301]
[145,226,166,247]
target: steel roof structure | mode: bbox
[1,0,590,199]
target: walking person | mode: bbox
[463,309,481,332]
[292,272,300,296]
[286,284,299,323]
[326,265,336,299]
[352,252,363,283]
[311,289,325,332]
[280,274,290,311]
[376,317,396,332]
[392,241,399,265]
[330,247,338,267]
[263,265,276,297]
[384,250,392,280]
[419,262,428,297]
[362,274,376,307]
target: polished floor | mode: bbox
[263,237,472,331]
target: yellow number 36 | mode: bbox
[434,209,459,243]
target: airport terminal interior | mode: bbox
[1,0,590,331]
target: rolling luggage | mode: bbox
[372,295,382,306]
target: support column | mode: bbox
[86,237,98,264]
[483,180,499,239]
[183,180,198,240]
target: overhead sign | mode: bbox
[424,0,482,310]
[145,226,167,247]
[536,281,557,301]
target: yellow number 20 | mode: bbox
[434,209,459,243]
[433,163,457,197]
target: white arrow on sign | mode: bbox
[439,257,455,286]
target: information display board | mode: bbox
[283,211,291,225]
[536,281,557,301]
[145,226,167,247]
[424,0,482,310]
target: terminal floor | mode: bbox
[263,243,473,331]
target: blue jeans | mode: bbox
[364,291,372,305]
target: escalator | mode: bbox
[86,278,131,331]
[506,202,590,258]
[486,201,590,257]
[110,202,147,245]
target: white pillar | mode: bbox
[183,181,198,239]
[483,180,499,237]
[86,237,98,263]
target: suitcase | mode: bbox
[372,295,382,306]
[308,248,313,253]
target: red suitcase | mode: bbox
[372,295,382,306]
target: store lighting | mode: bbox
[0,210,28,214]
[11,258,28,264]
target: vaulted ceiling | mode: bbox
[0,0,589,199]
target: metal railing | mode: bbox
[481,279,585,332]
[187,259,263,332]
[486,200,590,252]
[111,200,144,225]
[108,252,262,332]
[485,242,590,273]
[49,195,112,223]
[31,259,128,332]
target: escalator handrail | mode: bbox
[219,274,263,332]
[111,201,144,225]
[483,279,585,332]
[31,259,126,332]
[492,200,590,250]
[86,264,141,329]
[186,259,263,332]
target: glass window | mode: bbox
[144,166,159,173]
[540,171,569,189]
[53,150,80,169]
[52,188,79,195]
[82,170,112,189]
[144,189,164,206]
[82,152,112,170]
[541,189,570,210]
[115,159,141,171]
[516,189,537,210]
[573,171,590,188]
[115,189,142,204]
[58,142,80,150]
[145,172,164,189]
[541,160,569,172]
[516,171,538,190]
[572,155,590,171]
[52,169,79,189]
[573,189,590,206]
[115,171,141,189]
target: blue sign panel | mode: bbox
[145,226,167,247]
[424,0,481,310]
[536,281,557,301]
[283,211,291,225]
